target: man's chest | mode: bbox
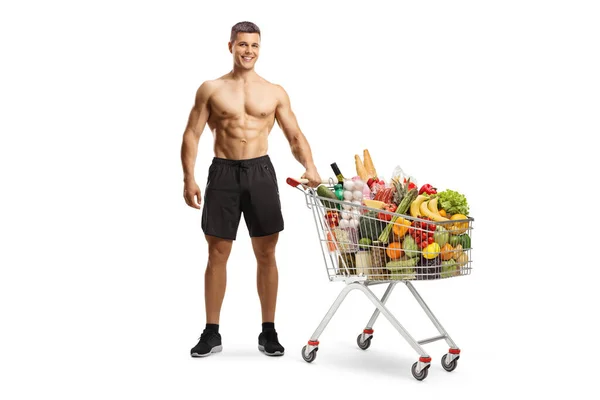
[210,84,277,119]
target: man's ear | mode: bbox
[228,41,232,53]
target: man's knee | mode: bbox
[206,236,232,265]
[254,246,276,266]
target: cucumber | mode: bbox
[317,185,339,209]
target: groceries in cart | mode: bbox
[317,149,472,282]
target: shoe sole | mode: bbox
[258,345,284,356]
[191,345,223,357]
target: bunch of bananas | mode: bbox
[410,196,449,222]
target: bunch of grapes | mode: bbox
[408,217,437,249]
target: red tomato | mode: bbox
[428,237,434,244]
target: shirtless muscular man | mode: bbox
[181,21,322,357]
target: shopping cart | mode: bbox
[287,177,473,381]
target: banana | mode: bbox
[420,199,449,222]
[427,197,441,216]
[410,194,428,218]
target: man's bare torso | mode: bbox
[204,73,280,160]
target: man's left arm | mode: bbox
[274,85,321,187]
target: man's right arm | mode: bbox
[181,81,211,184]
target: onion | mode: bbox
[352,190,363,201]
[353,180,364,190]
[338,219,350,228]
[343,180,355,191]
[343,190,354,200]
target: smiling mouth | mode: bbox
[242,56,254,61]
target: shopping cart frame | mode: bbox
[287,177,472,381]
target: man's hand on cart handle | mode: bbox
[286,177,332,187]
[301,168,322,188]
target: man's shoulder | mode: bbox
[261,80,287,100]
[195,79,226,101]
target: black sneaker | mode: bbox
[190,329,222,357]
[258,329,285,356]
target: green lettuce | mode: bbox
[437,189,469,215]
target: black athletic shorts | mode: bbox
[201,155,284,240]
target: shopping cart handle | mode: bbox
[286,177,309,187]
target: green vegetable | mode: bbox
[386,257,419,268]
[441,260,457,278]
[448,235,461,247]
[378,188,418,243]
[359,211,385,241]
[437,189,469,216]
[389,268,415,280]
[387,257,417,280]
[397,188,418,215]
[317,185,339,209]
[433,226,449,247]
[459,234,471,249]
[359,238,372,250]
[402,236,419,258]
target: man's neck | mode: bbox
[230,67,257,82]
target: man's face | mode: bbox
[229,32,260,69]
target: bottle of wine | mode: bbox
[330,162,345,184]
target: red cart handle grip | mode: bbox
[286,177,309,187]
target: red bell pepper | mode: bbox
[419,184,437,195]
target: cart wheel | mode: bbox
[411,362,429,381]
[441,354,458,372]
[356,334,371,350]
[301,345,317,363]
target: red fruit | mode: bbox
[429,224,436,231]
[421,232,428,240]
[415,236,421,243]
[428,237,434,244]
[408,227,414,235]
[420,241,428,249]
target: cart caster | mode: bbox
[301,345,318,363]
[411,360,431,381]
[441,353,459,372]
[356,334,372,350]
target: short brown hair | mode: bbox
[230,21,261,44]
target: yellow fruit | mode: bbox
[452,244,464,260]
[449,213,469,235]
[410,195,428,218]
[420,200,449,222]
[427,197,442,216]
[422,242,441,259]
[439,209,447,217]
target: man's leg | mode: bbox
[252,233,284,356]
[190,235,232,357]
[205,235,233,324]
[251,233,279,322]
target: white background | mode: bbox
[1,0,599,398]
